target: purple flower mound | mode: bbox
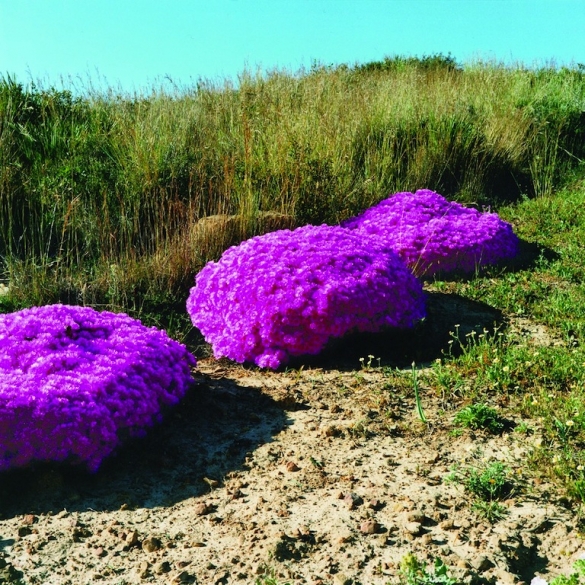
[187,225,426,369]
[0,304,196,472]
[342,189,519,277]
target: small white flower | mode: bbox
[530,577,548,585]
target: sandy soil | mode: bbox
[0,292,582,585]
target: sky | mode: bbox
[1,0,584,93]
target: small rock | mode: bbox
[334,574,353,585]
[439,519,454,530]
[403,522,422,536]
[344,493,363,509]
[142,536,162,553]
[323,425,341,437]
[359,520,381,534]
[253,562,267,575]
[137,561,149,579]
[171,570,194,584]
[375,534,388,546]
[17,526,32,537]
[336,531,352,544]
[22,514,37,525]
[286,461,300,472]
[193,502,212,515]
[470,555,494,573]
[425,451,440,464]
[406,511,425,523]
[125,530,140,547]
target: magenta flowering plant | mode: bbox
[342,189,519,277]
[187,225,425,369]
[0,304,196,472]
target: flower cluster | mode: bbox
[187,225,426,369]
[342,189,519,277]
[0,304,196,472]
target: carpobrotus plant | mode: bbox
[342,189,519,277]
[187,225,425,369]
[0,304,196,472]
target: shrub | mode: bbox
[187,225,425,369]
[0,304,196,472]
[342,189,519,277]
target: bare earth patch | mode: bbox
[0,295,582,585]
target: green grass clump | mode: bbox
[453,402,504,433]
[446,460,515,523]
[399,553,459,585]
[546,559,585,585]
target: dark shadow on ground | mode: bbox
[497,238,560,273]
[0,375,291,518]
[289,291,504,371]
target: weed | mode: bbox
[359,354,380,370]
[453,402,504,433]
[465,461,514,501]
[398,553,458,585]
[471,500,508,523]
[446,460,515,522]
[535,558,585,585]
[412,362,428,425]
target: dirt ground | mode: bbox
[0,292,582,585]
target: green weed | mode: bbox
[471,500,508,523]
[412,362,428,424]
[544,559,585,585]
[398,553,459,585]
[453,402,504,433]
[446,460,515,522]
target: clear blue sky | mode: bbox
[1,0,584,93]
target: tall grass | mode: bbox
[1,58,584,317]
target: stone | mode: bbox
[193,502,212,515]
[141,536,162,553]
[403,522,422,536]
[359,520,381,534]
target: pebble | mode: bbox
[344,493,363,509]
[403,521,422,536]
[171,570,193,584]
[359,520,381,535]
[323,425,341,437]
[141,536,162,553]
[470,555,494,573]
[22,514,37,526]
[406,511,425,523]
[333,574,353,585]
[137,561,149,579]
[193,502,212,516]
[125,530,140,547]
[286,461,300,472]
